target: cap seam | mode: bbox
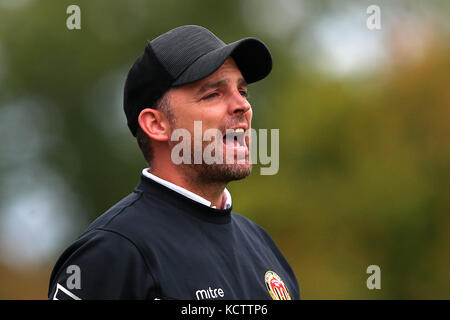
[148,41,174,83]
[172,44,225,83]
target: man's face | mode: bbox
[167,57,252,183]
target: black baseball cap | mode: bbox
[123,25,272,136]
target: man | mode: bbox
[48,25,299,300]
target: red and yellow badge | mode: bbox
[264,270,291,300]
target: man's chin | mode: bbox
[192,163,252,183]
[220,163,253,181]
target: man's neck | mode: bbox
[148,166,228,209]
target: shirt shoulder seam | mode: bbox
[102,190,144,227]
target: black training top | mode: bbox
[48,175,300,300]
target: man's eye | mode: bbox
[203,92,219,100]
[240,90,248,98]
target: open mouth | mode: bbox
[222,128,248,151]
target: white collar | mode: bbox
[141,169,232,210]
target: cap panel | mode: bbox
[171,44,234,86]
[151,25,225,79]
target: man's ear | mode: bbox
[138,108,170,141]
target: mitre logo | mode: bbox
[195,286,225,300]
[264,270,291,300]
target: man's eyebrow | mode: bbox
[196,78,247,95]
[238,78,248,88]
[197,79,229,95]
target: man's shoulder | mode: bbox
[82,188,169,241]
[84,190,144,232]
[231,211,264,229]
[230,212,274,242]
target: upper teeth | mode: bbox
[223,128,247,147]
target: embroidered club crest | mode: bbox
[264,270,291,300]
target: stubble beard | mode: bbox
[190,160,252,184]
[168,137,252,185]
[167,128,252,185]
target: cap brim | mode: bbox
[172,38,272,87]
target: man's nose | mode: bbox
[228,90,251,115]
